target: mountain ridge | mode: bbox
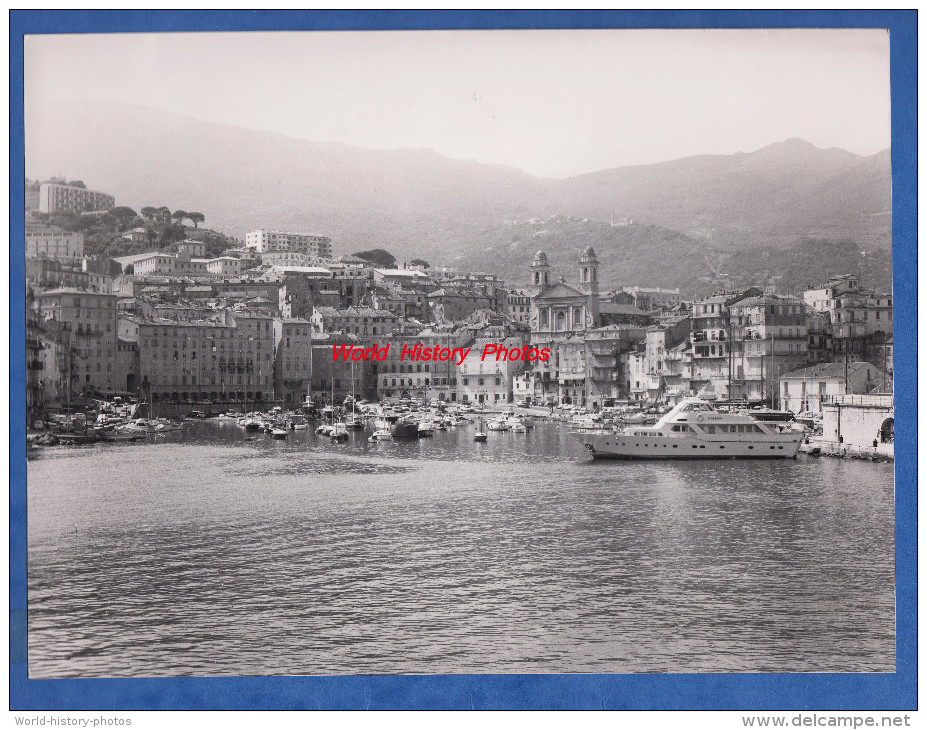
[25,99,892,292]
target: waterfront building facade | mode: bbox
[308,335,376,404]
[36,288,119,396]
[727,294,809,404]
[688,288,762,401]
[124,311,275,406]
[273,318,313,406]
[375,330,470,402]
[778,361,889,415]
[457,337,526,405]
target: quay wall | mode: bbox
[804,438,894,462]
[820,395,894,457]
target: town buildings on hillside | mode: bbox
[24,198,894,424]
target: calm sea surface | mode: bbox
[26,419,895,677]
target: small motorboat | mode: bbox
[271,428,288,440]
[330,424,349,442]
[369,428,393,443]
[56,432,97,445]
[474,417,488,442]
[391,419,421,438]
[343,414,364,430]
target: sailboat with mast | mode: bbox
[343,361,363,430]
[473,416,487,442]
[328,374,349,441]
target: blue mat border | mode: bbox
[9,9,916,711]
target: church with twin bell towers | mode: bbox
[528,246,601,340]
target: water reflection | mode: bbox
[27,420,894,676]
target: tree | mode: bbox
[353,248,397,268]
[172,210,189,225]
[157,207,172,225]
[67,180,86,189]
[410,258,430,269]
[187,212,205,229]
[160,223,185,246]
[108,206,138,232]
[140,206,159,221]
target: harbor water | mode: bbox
[26,420,895,677]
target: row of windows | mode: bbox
[75,323,112,335]
[152,375,271,386]
[382,363,433,373]
[143,327,260,339]
[702,424,764,433]
[147,352,274,364]
[143,339,269,350]
[461,393,504,403]
[69,297,113,308]
[151,391,269,403]
[461,377,501,386]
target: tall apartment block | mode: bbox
[245,229,332,259]
[39,183,115,214]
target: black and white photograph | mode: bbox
[21,24,899,690]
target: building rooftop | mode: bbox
[732,294,806,308]
[780,361,882,380]
[36,287,114,297]
[374,268,429,278]
[599,303,650,316]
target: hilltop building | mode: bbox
[245,229,332,259]
[39,182,114,214]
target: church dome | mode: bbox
[532,250,549,266]
[579,246,599,264]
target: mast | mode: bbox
[727,312,732,406]
[810,367,814,414]
[760,351,765,407]
[770,330,776,409]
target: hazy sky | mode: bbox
[24,29,891,178]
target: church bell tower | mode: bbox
[579,246,600,325]
[531,250,551,288]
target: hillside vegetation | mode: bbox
[31,203,236,260]
[26,100,893,293]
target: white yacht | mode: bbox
[574,397,802,460]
